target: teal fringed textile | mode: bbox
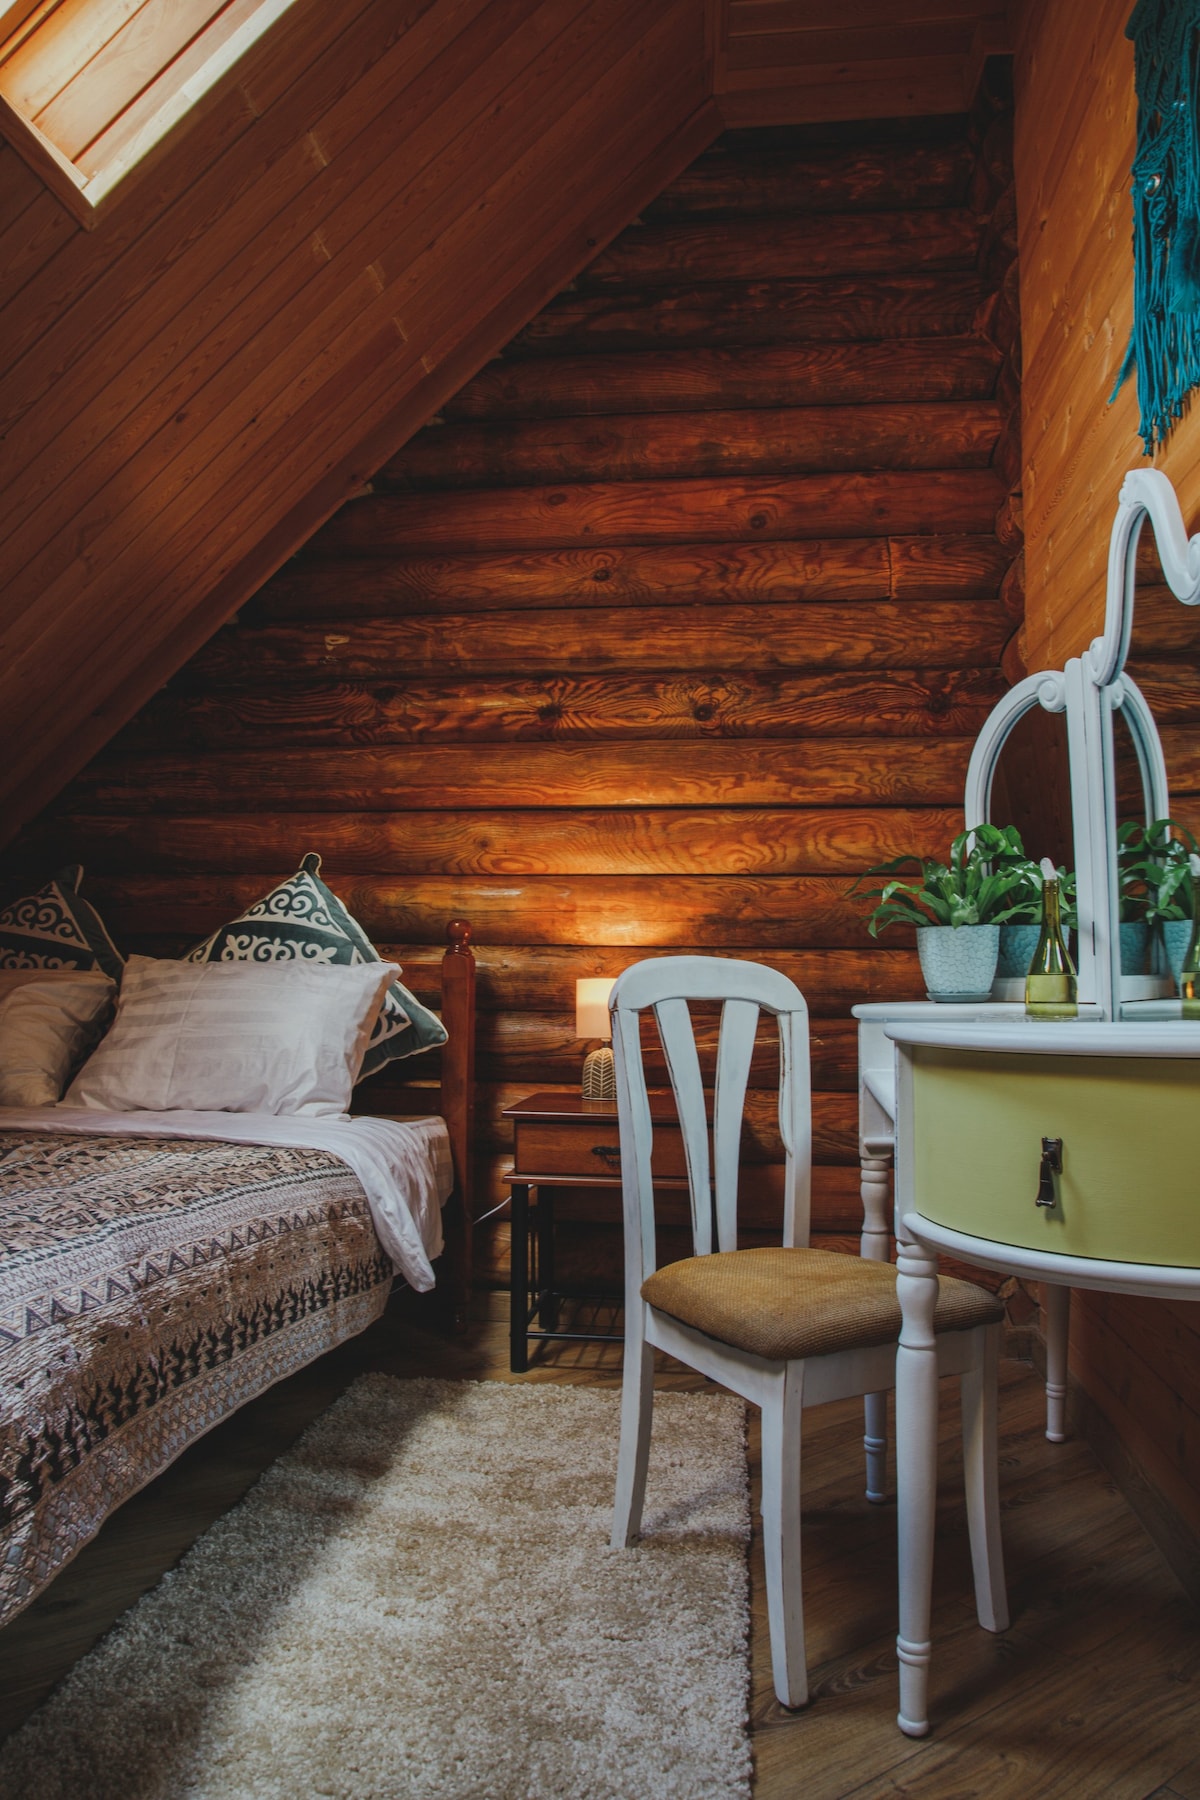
[1111,0,1200,452]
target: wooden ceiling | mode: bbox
[0,0,1013,846]
[716,1,1012,126]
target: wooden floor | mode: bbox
[1,1289,1198,1798]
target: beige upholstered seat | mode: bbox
[642,1246,1005,1364]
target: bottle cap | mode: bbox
[1040,857,1057,881]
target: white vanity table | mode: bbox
[875,470,1200,1737]
[854,998,1077,1446]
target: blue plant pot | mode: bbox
[1161,918,1194,985]
[997,924,1042,979]
[917,925,1000,1002]
[1120,920,1149,975]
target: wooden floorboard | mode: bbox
[0,1288,1196,1798]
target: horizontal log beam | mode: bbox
[184,601,1007,682]
[376,401,1003,489]
[507,274,984,354]
[116,669,1004,748]
[889,533,1010,599]
[1123,658,1200,723]
[69,738,975,812]
[473,1008,860,1090]
[441,340,1001,422]
[644,141,971,219]
[256,539,890,616]
[255,533,1007,619]
[65,937,922,1015]
[86,871,914,949]
[310,469,1003,556]
[23,805,967,878]
[580,211,982,287]
[460,1080,860,1164]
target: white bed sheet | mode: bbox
[0,1107,453,1292]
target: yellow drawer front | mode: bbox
[910,1048,1200,1266]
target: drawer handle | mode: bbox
[590,1144,622,1165]
[1036,1137,1063,1208]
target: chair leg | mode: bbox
[611,1313,655,1549]
[1043,1282,1070,1443]
[863,1391,888,1504]
[960,1324,1009,1633]
[760,1363,807,1708]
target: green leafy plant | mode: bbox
[850,824,1043,939]
[981,829,1077,928]
[1117,817,1199,922]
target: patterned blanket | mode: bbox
[0,1130,393,1627]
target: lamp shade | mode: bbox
[575,977,615,1040]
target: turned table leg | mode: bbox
[1043,1281,1071,1443]
[894,1225,940,1739]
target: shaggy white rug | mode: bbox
[0,1377,752,1800]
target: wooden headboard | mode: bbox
[353,920,476,1328]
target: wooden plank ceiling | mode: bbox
[0,0,1013,845]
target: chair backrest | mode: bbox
[610,956,811,1285]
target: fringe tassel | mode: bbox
[1111,0,1200,452]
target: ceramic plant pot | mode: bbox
[1161,918,1194,985]
[997,922,1073,981]
[996,923,1041,979]
[1119,920,1149,975]
[917,924,1000,1002]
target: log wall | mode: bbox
[16,102,1019,1286]
[1013,0,1200,1549]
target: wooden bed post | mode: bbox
[440,920,476,1329]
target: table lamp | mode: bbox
[575,977,616,1099]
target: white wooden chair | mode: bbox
[608,955,1009,1710]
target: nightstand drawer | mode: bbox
[513,1116,689,1180]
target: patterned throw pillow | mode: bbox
[185,853,447,1077]
[0,866,124,979]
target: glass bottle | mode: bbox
[1025,869,1078,1019]
[1180,855,1200,1018]
[1180,928,1200,1015]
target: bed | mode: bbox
[0,922,477,1630]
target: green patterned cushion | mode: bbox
[0,866,124,979]
[185,854,447,1077]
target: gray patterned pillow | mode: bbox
[185,853,447,1077]
[0,866,124,980]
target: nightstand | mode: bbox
[502,1091,691,1372]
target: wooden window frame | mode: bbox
[0,0,297,229]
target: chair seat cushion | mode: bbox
[641,1246,1004,1362]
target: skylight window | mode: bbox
[0,0,295,227]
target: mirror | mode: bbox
[1085,470,1200,1018]
[961,470,1200,1019]
[1116,522,1200,1007]
[962,664,1101,1005]
[985,703,1075,997]
[989,704,1075,872]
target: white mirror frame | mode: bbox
[963,470,1200,1020]
[1085,471,1200,1016]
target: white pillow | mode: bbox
[0,969,117,1107]
[64,956,399,1117]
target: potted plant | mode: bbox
[1118,818,1199,979]
[850,824,1037,1001]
